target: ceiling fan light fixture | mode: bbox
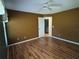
[38,0,62,12]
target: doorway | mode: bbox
[45,19,49,34]
[38,16,52,37]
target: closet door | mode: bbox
[38,17,45,37]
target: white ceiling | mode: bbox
[5,0,79,14]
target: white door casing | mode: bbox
[38,16,52,37]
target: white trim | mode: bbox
[38,16,52,37]
[3,21,8,46]
[8,37,40,47]
[8,35,79,47]
[50,36,79,45]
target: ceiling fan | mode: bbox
[38,0,62,11]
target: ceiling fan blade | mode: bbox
[47,7,52,11]
[49,3,62,6]
[37,0,62,12]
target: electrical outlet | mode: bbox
[17,38,20,41]
[24,36,27,39]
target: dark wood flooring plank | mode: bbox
[9,37,79,59]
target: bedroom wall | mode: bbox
[7,8,79,44]
[7,10,41,44]
[52,8,79,42]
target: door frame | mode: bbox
[38,16,52,37]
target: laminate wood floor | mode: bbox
[9,37,79,59]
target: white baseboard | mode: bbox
[50,36,79,45]
[8,37,40,47]
[8,36,79,47]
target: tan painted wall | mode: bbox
[52,8,79,42]
[7,10,41,44]
[7,8,79,44]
